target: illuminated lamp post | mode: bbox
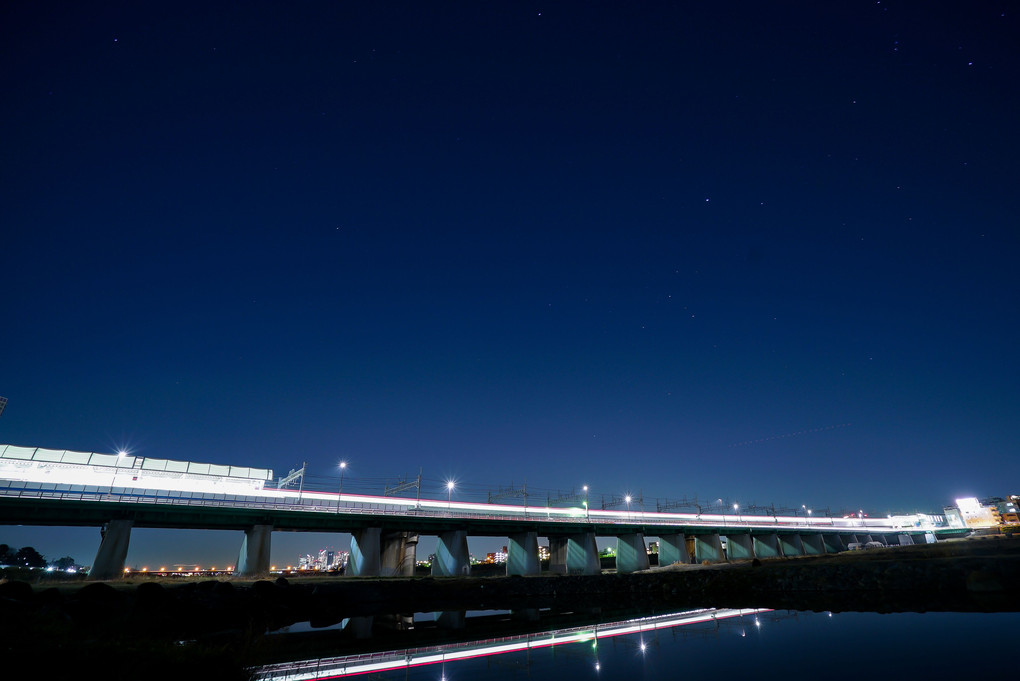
[583,485,590,521]
[336,461,348,513]
[447,480,455,509]
[625,495,632,518]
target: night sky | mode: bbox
[2,2,1018,568]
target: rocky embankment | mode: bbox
[1,536,1018,676]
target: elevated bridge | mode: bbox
[0,444,965,579]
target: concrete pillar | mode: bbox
[235,524,273,577]
[658,533,691,566]
[342,616,374,639]
[507,531,540,576]
[800,534,824,555]
[349,527,382,576]
[897,533,914,546]
[88,519,133,580]
[512,608,541,622]
[616,533,650,574]
[549,533,599,575]
[859,534,874,544]
[432,530,470,576]
[779,534,804,557]
[693,533,724,563]
[725,534,754,561]
[436,611,466,629]
[380,531,418,576]
[822,534,846,553]
[752,534,782,559]
[845,534,859,546]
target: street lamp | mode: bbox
[734,502,740,523]
[583,485,590,520]
[336,461,348,513]
[447,480,455,509]
[625,495,632,517]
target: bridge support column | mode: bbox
[88,519,133,580]
[822,534,846,553]
[800,534,824,555]
[549,533,599,575]
[507,531,540,576]
[432,530,470,576]
[380,531,418,576]
[779,534,804,557]
[897,533,914,546]
[845,534,859,546]
[342,616,374,639]
[236,524,273,577]
[350,527,382,576]
[616,533,649,574]
[693,533,724,563]
[752,534,781,559]
[725,534,754,560]
[859,534,874,544]
[658,533,690,566]
[436,611,466,629]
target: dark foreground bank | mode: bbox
[1,537,1018,678]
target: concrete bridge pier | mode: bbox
[752,533,781,559]
[235,524,273,578]
[616,533,650,573]
[507,531,540,576]
[380,531,418,576]
[549,533,599,575]
[436,611,466,629]
[657,533,690,566]
[897,533,914,546]
[779,534,804,557]
[342,616,374,639]
[512,608,541,622]
[432,530,471,576]
[800,534,824,555]
[349,527,382,576]
[822,534,846,553]
[693,533,724,563]
[88,519,133,580]
[725,533,754,560]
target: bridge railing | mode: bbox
[0,480,910,532]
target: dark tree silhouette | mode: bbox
[52,556,77,570]
[14,546,46,568]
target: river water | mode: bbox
[253,608,1019,680]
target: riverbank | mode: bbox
[2,536,1018,678]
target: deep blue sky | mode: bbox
[2,2,1018,566]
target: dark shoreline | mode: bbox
[2,536,1018,678]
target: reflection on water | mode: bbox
[253,607,1020,680]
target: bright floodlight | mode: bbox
[447,480,455,491]
[625,495,632,504]
[117,450,128,458]
[339,461,348,470]
[734,503,739,510]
